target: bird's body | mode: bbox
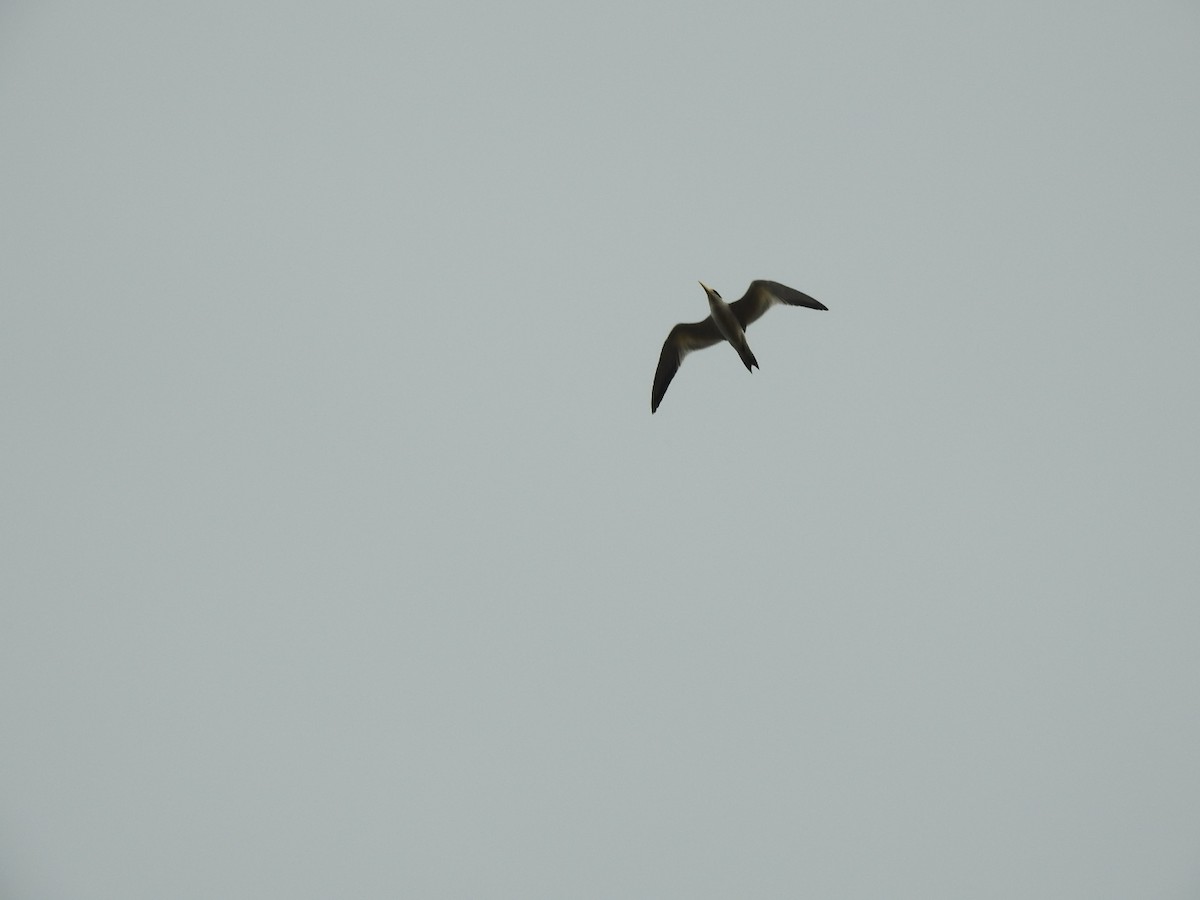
[651,280,827,413]
[704,284,758,371]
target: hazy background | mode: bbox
[3,1,1199,897]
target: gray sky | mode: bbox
[3,1,1200,897]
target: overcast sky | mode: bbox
[3,2,1200,898]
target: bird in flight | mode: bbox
[651,280,828,413]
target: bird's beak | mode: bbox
[698,281,711,294]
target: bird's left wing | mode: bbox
[730,280,827,330]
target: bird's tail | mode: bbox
[733,340,758,372]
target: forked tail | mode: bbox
[733,340,758,372]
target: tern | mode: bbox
[651,280,828,413]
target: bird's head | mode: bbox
[698,281,721,301]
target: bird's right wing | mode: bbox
[651,318,723,413]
